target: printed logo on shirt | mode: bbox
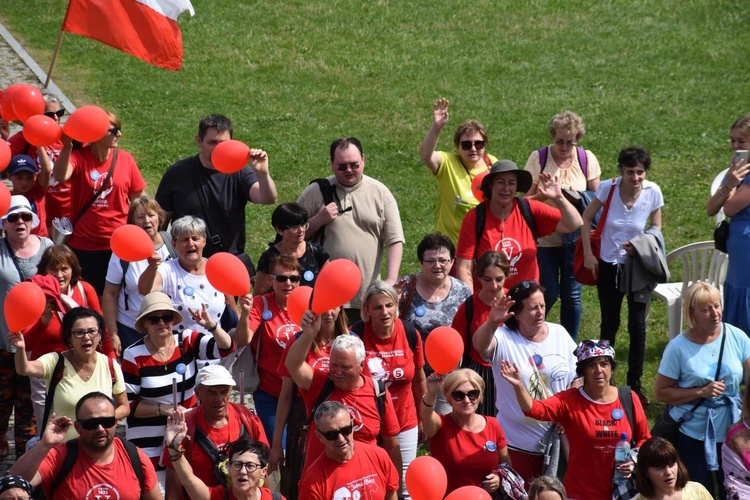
[93,172,114,206]
[310,355,330,372]
[367,357,391,382]
[494,237,522,275]
[85,483,121,499]
[275,323,298,349]
[345,405,364,433]
[334,473,382,499]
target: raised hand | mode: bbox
[538,172,563,200]
[44,414,73,447]
[6,331,26,351]
[488,295,515,325]
[300,310,321,338]
[248,149,269,175]
[165,408,188,450]
[432,98,450,128]
[239,293,253,313]
[425,372,444,397]
[500,360,523,387]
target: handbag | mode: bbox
[714,220,729,253]
[53,149,118,245]
[574,178,616,285]
[219,297,265,393]
[651,324,726,442]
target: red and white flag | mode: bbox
[62,0,195,71]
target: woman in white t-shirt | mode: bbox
[472,280,577,488]
[581,146,663,407]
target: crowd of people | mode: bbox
[0,94,748,500]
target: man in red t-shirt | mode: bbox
[299,401,399,500]
[164,364,267,499]
[9,391,160,499]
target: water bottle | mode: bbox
[613,432,631,485]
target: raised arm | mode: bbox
[248,149,278,204]
[189,302,233,350]
[420,373,443,439]
[137,253,164,295]
[419,98,450,174]
[10,414,72,486]
[538,173,583,234]
[285,310,318,391]
[499,360,533,412]
[165,410,210,500]
[233,294,256,347]
[472,296,514,361]
[52,135,74,182]
[8,332,45,378]
[707,157,750,216]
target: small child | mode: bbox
[7,154,48,237]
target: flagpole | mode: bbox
[44,29,65,89]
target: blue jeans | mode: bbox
[674,431,724,499]
[253,389,286,448]
[537,245,582,340]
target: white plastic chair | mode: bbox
[652,241,728,340]
[710,168,729,224]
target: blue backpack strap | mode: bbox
[576,146,588,178]
[538,147,549,174]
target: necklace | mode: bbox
[69,354,92,381]
[148,336,175,370]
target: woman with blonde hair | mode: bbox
[422,368,510,495]
[655,282,750,499]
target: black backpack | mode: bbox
[473,199,536,262]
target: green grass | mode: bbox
[2,0,748,422]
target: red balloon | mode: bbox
[471,170,489,202]
[424,326,463,374]
[206,252,251,296]
[1,84,25,122]
[405,456,447,500]
[23,115,63,147]
[5,282,46,332]
[110,225,154,262]
[212,140,250,173]
[444,485,492,500]
[63,105,110,143]
[310,259,362,314]
[0,183,10,216]
[0,140,10,172]
[12,85,45,122]
[287,286,313,325]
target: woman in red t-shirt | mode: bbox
[422,368,510,494]
[357,281,426,499]
[451,251,509,416]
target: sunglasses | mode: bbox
[272,274,301,283]
[72,328,100,339]
[6,212,33,224]
[230,460,263,472]
[580,339,612,350]
[451,389,480,402]
[460,140,486,151]
[319,424,353,441]
[336,162,360,172]
[108,125,121,135]
[145,312,175,325]
[44,109,66,119]
[280,222,309,232]
[78,416,117,430]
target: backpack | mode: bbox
[473,199,536,262]
[120,230,177,311]
[44,438,142,498]
[538,146,588,178]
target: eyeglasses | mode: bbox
[460,140,486,151]
[5,213,33,224]
[451,389,480,402]
[336,162,360,172]
[108,125,121,135]
[78,416,117,430]
[422,258,452,266]
[280,222,309,232]
[71,328,100,339]
[43,109,65,119]
[554,139,577,147]
[272,274,301,283]
[319,424,353,441]
[579,339,612,350]
[145,312,175,325]
[229,460,263,472]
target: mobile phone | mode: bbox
[734,150,749,166]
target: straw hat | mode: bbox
[135,292,183,334]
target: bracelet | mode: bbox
[157,403,162,416]
[422,396,435,408]
[169,449,183,462]
[719,184,732,196]
[207,322,219,332]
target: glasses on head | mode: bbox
[145,312,175,325]
[460,140,486,151]
[579,339,611,350]
[43,109,65,119]
[108,125,121,136]
[78,416,117,430]
[422,258,452,266]
[451,389,480,402]
[5,212,33,224]
[71,328,100,339]
[336,162,360,172]
[280,222,309,232]
[319,424,353,441]
[510,280,536,294]
[230,460,263,473]
[272,274,301,283]
[554,139,577,147]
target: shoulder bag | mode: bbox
[574,178,616,285]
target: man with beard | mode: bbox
[163,365,267,499]
[10,391,161,499]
